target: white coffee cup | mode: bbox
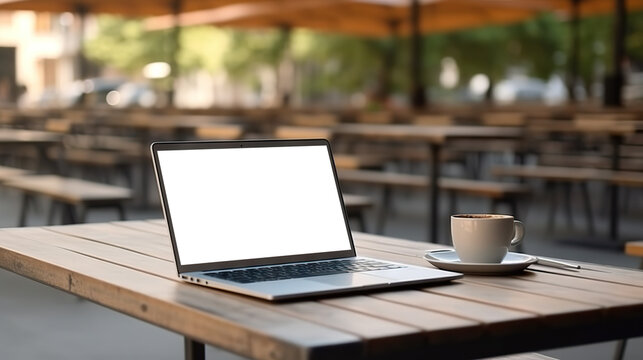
[451,214,525,263]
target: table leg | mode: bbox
[428,143,441,243]
[18,193,30,227]
[609,134,621,241]
[184,337,205,360]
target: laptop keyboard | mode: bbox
[205,258,404,284]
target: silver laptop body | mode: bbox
[151,139,461,301]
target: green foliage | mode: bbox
[222,29,287,80]
[84,16,168,75]
[627,11,643,66]
[178,26,229,72]
[85,17,229,77]
[291,31,384,94]
[423,14,566,88]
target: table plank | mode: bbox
[464,275,643,314]
[112,219,170,236]
[47,223,172,261]
[426,282,600,325]
[372,290,534,335]
[321,295,482,343]
[3,175,132,204]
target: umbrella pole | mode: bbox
[409,0,426,109]
[567,0,580,103]
[604,0,626,107]
[75,4,88,81]
[169,0,182,108]
[278,25,293,108]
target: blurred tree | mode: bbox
[85,16,167,75]
[574,15,610,95]
[627,11,643,68]
[85,16,229,88]
[290,31,384,106]
[424,14,566,100]
[222,29,286,82]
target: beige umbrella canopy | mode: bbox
[146,0,541,37]
[145,0,643,36]
[0,0,255,16]
[144,0,544,108]
[145,0,643,107]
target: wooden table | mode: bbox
[0,128,63,173]
[101,114,245,207]
[528,119,643,241]
[334,124,524,243]
[2,220,642,360]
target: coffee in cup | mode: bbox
[450,214,524,263]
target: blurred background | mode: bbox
[0,0,641,111]
[1,1,643,359]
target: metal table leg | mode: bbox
[428,143,441,243]
[609,134,622,241]
[185,337,205,360]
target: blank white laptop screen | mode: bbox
[156,145,352,265]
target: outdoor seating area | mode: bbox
[1,1,643,360]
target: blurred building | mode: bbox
[0,10,90,107]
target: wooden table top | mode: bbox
[527,119,643,136]
[1,220,642,359]
[2,175,132,204]
[334,124,524,144]
[0,128,62,144]
[103,114,243,131]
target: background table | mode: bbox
[527,119,643,241]
[1,220,642,360]
[334,124,524,243]
[0,128,63,173]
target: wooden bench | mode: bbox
[274,125,333,140]
[492,165,643,235]
[0,165,32,183]
[481,112,526,127]
[412,114,454,126]
[290,113,339,127]
[338,169,531,234]
[492,165,603,234]
[194,124,245,140]
[355,111,394,124]
[3,175,132,226]
[538,153,643,171]
[274,126,388,170]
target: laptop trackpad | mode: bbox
[311,273,387,287]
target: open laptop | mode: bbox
[151,139,461,301]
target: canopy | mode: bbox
[146,0,542,36]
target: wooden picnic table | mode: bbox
[0,128,63,173]
[334,124,524,243]
[2,220,642,360]
[527,119,643,241]
[100,114,246,207]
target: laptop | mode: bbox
[151,139,461,301]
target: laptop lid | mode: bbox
[151,139,357,275]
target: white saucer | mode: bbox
[423,249,537,275]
